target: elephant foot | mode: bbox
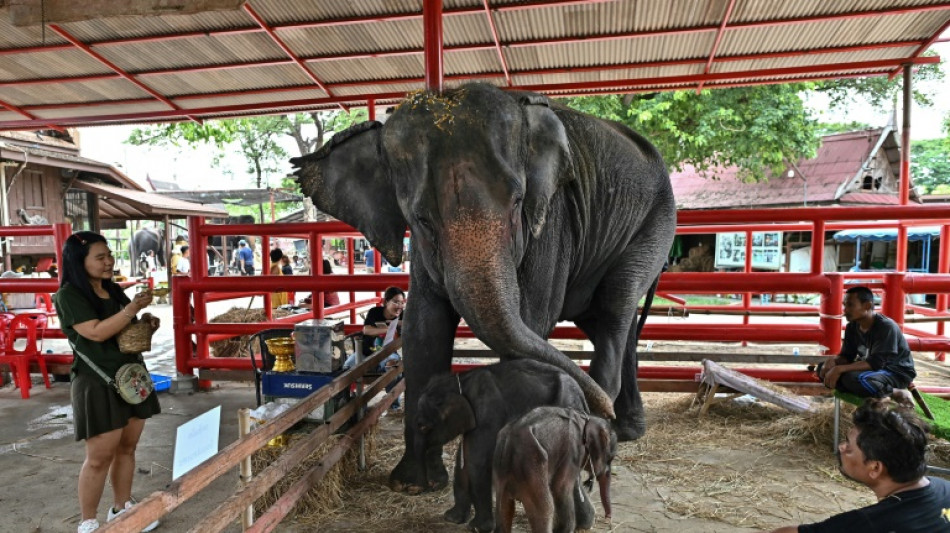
[443,505,470,524]
[388,452,449,493]
[613,415,646,442]
[467,515,494,533]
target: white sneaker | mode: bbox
[77,518,100,533]
[107,500,159,532]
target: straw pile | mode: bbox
[251,424,379,520]
[209,306,291,358]
[242,392,950,531]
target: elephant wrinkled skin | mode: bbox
[415,360,588,532]
[292,83,676,492]
[493,406,616,533]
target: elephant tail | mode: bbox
[635,262,666,341]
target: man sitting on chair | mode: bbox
[817,286,916,406]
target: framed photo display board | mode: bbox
[715,232,783,270]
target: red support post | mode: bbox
[811,219,825,274]
[883,272,906,327]
[423,0,444,93]
[821,273,844,355]
[937,224,950,361]
[900,64,912,206]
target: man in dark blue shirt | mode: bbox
[817,286,916,406]
[767,399,950,532]
[236,239,255,275]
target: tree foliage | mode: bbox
[126,110,366,218]
[911,138,950,195]
[564,84,819,180]
[562,62,943,181]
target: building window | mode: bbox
[64,189,93,231]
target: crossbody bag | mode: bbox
[69,339,154,405]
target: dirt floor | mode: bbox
[5,327,950,531]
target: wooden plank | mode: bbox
[700,359,816,413]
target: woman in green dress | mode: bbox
[54,231,160,533]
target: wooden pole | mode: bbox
[238,408,254,531]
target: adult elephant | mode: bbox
[292,83,675,492]
[129,227,164,277]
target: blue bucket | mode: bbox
[150,373,172,392]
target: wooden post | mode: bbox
[238,408,254,530]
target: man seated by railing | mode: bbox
[816,286,916,407]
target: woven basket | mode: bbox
[117,318,158,354]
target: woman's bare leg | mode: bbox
[79,428,123,520]
[110,418,146,508]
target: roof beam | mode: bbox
[242,2,335,100]
[696,0,737,93]
[0,56,936,131]
[12,40,923,110]
[482,0,511,86]
[47,24,201,123]
[887,17,950,79]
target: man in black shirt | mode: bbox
[818,286,916,405]
[767,399,950,532]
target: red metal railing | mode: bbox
[168,204,950,386]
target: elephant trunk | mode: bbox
[598,470,612,520]
[443,216,614,418]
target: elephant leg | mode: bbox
[494,487,515,533]
[553,484,576,533]
[444,446,471,523]
[389,274,460,492]
[467,433,499,533]
[522,487,554,533]
[573,478,595,531]
[583,223,670,441]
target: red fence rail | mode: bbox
[169,204,950,383]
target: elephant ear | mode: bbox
[583,417,615,476]
[291,121,406,265]
[518,92,573,238]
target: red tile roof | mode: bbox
[671,129,902,210]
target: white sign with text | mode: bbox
[172,405,221,480]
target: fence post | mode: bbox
[821,273,843,355]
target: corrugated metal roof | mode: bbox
[0,0,945,129]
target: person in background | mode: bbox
[364,247,375,273]
[280,255,295,306]
[168,235,187,275]
[269,248,287,309]
[174,245,190,275]
[235,239,254,275]
[817,286,916,406]
[766,399,950,532]
[322,257,340,308]
[54,231,161,533]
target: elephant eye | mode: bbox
[416,215,434,233]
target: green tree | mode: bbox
[565,84,820,180]
[910,138,950,195]
[562,62,942,180]
[127,110,366,219]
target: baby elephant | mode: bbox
[415,359,589,533]
[493,406,616,533]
